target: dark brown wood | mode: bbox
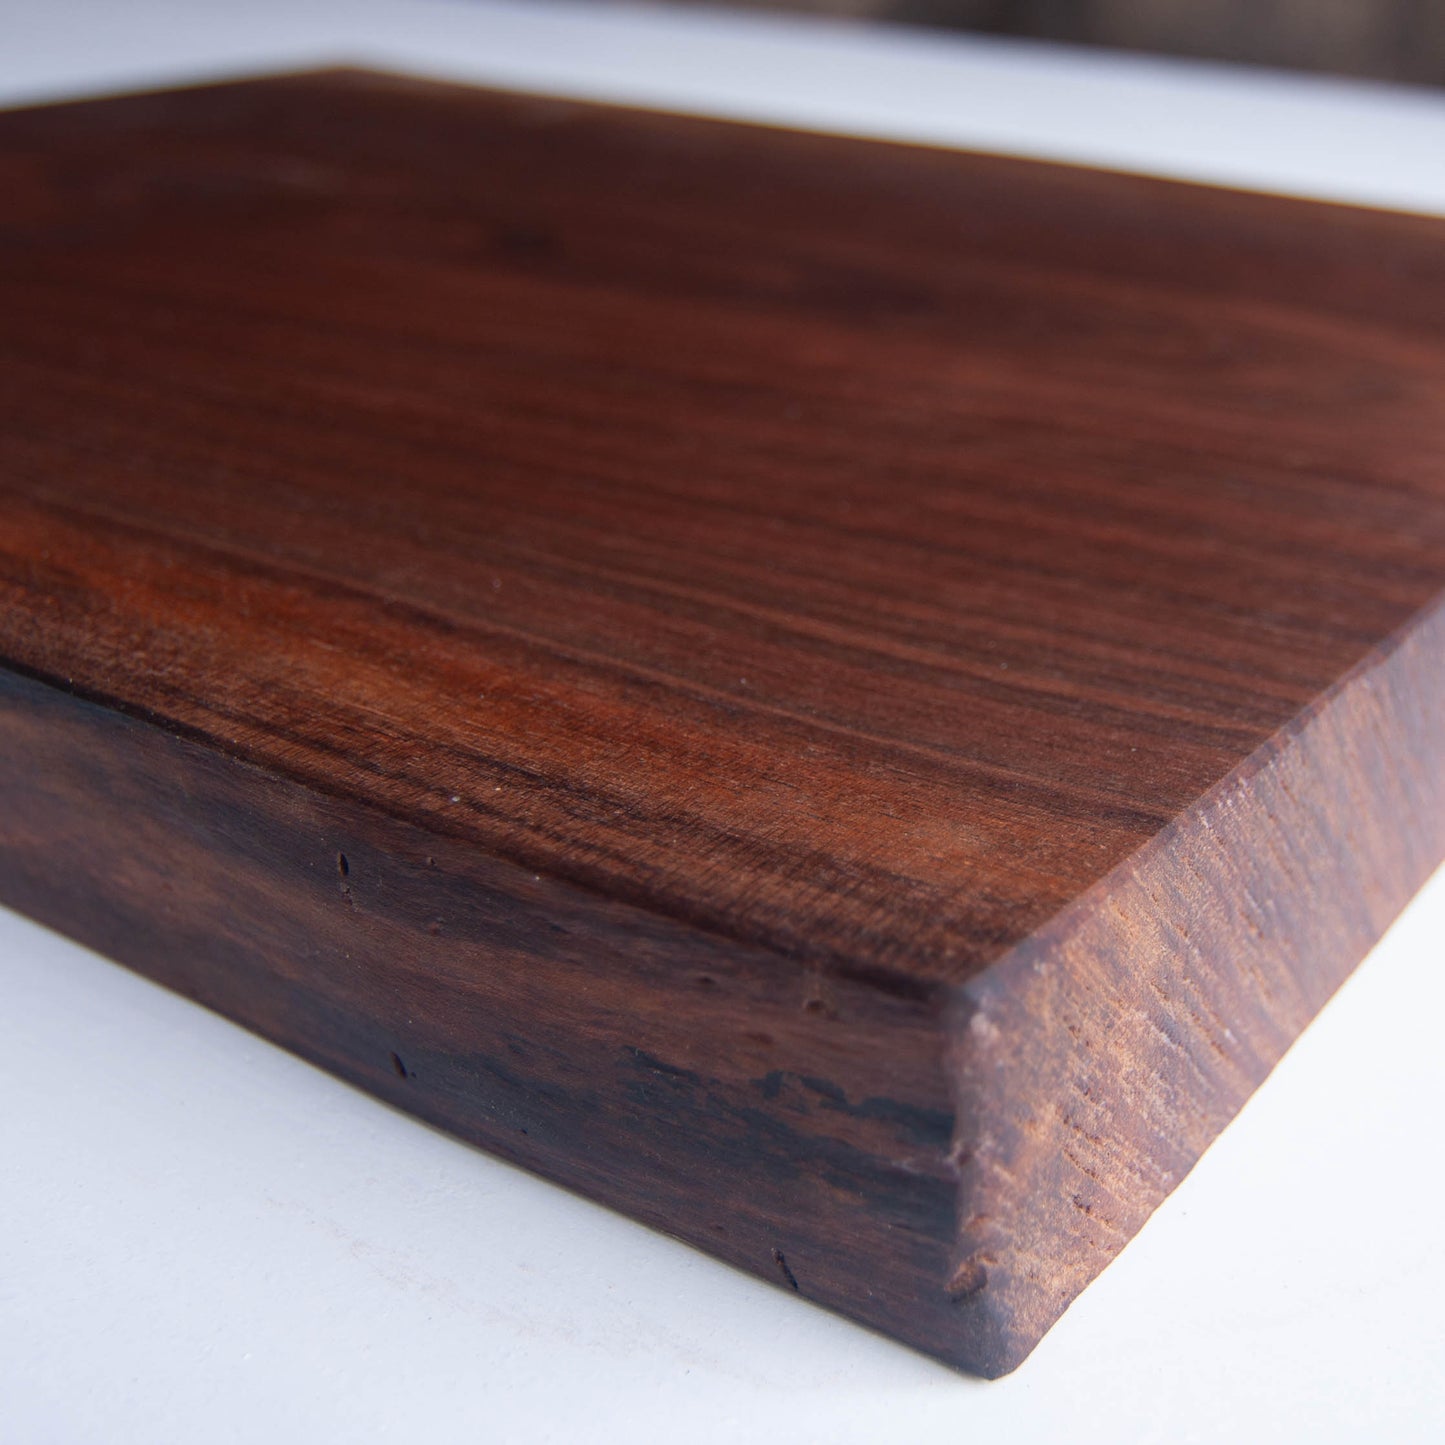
[1,70,1442,1377]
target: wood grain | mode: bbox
[0,70,1442,1375]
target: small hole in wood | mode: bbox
[390,1051,408,1080]
[947,1256,989,1300]
[337,852,349,878]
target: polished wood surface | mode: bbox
[1,70,1442,1374]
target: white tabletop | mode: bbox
[3,4,1444,1440]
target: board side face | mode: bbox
[946,598,1445,1372]
[0,668,993,1369]
[1,71,1444,990]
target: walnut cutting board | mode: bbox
[0,69,1441,1376]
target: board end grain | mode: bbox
[943,597,1445,1374]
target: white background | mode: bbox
[2,3,1443,1440]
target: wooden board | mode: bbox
[1,69,1442,1377]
